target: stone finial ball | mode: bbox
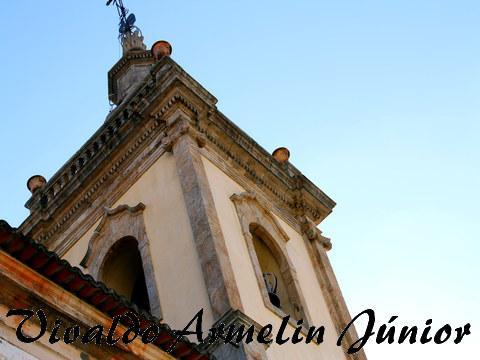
[27,175,47,194]
[272,147,291,164]
[151,40,173,60]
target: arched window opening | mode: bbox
[100,237,150,312]
[251,226,297,318]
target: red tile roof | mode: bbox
[0,220,210,360]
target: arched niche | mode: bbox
[100,236,151,312]
[230,192,312,326]
[80,203,162,318]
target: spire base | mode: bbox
[122,30,147,55]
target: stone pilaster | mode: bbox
[167,110,267,359]
[301,217,367,360]
[169,111,242,318]
[206,310,269,360]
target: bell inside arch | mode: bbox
[263,272,281,309]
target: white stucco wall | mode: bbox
[60,145,349,359]
[63,153,215,331]
[201,156,347,360]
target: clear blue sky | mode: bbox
[0,1,478,358]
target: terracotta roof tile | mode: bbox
[0,220,211,360]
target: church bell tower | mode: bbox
[19,3,367,359]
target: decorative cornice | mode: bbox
[153,93,199,120]
[162,111,192,152]
[21,56,336,248]
[108,49,155,105]
[108,50,153,78]
[21,115,165,243]
[21,87,205,248]
[195,111,335,223]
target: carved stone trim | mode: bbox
[205,309,269,360]
[194,109,335,224]
[22,90,201,246]
[231,192,290,243]
[169,111,243,320]
[300,216,332,251]
[300,217,367,360]
[79,203,162,319]
[230,191,313,327]
[22,116,167,245]
[152,93,199,121]
[22,57,334,247]
[37,90,202,255]
[22,56,335,257]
